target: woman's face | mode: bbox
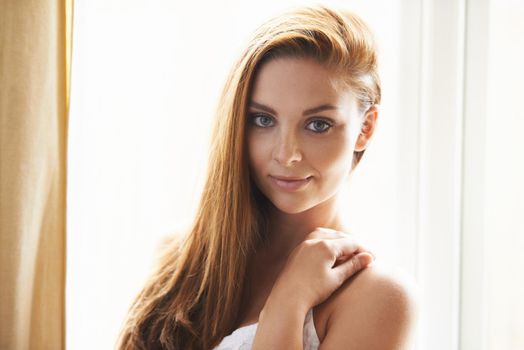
[246,57,371,214]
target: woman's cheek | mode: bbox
[306,138,350,169]
[247,133,269,175]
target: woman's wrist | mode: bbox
[260,285,311,323]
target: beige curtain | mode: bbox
[0,0,72,349]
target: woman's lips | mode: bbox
[269,175,312,191]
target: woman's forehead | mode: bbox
[249,57,356,113]
[252,57,338,90]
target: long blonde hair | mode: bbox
[116,5,380,349]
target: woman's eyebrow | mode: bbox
[249,101,338,116]
[303,104,338,115]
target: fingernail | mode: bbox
[358,253,374,266]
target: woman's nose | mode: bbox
[272,132,302,166]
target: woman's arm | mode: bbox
[251,287,310,350]
[319,264,419,349]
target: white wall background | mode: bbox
[67,0,524,349]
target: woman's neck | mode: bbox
[260,195,347,261]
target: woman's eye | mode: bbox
[251,114,274,127]
[307,120,332,133]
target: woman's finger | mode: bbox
[307,227,347,240]
[308,228,376,259]
[333,252,374,281]
[324,236,374,260]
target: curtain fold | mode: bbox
[0,0,72,349]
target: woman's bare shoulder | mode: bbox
[156,231,186,248]
[153,230,189,259]
[158,225,192,246]
[318,262,420,349]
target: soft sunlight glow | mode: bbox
[67,1,524,349]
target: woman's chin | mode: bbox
[269,198,313,215]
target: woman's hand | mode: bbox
[269,227,375,310]
[252,228,375,350]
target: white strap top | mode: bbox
[213,308,320,350]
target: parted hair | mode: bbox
[116,5,380,349]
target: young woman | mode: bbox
[117,5,418,350]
